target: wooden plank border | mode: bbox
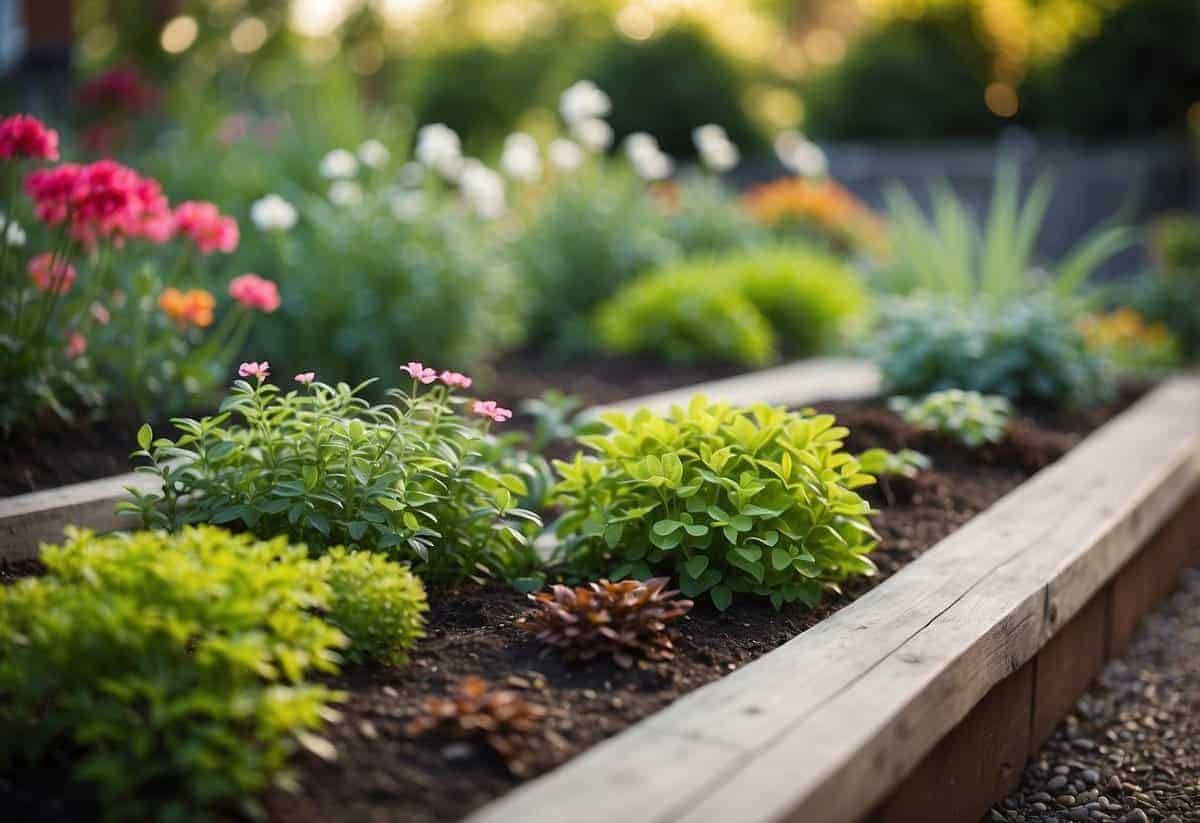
[0,357,883,562]
[466,376,1200,823]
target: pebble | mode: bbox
[1120,811,1148,823]
[1056,794,1077,807]
[1081,769,1101,785]
[1048,776,1070,791]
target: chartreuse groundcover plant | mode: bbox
[0,526,426,822]
[126,364,542,585]
[551,396,879,611]
[890,389,1013,449]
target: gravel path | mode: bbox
[985,567,1200,823]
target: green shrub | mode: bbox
[1024,0,1200,138]
[1101,273,1200,362]
[889,389,1012,449]
[595,245,868,367]
[0,527,346,821]
[321,547,428,666]
[1149,212,1200,274]
[873,295,1112,407]
[586,25,764,160]
[550,396,879,610]
[663,176,770,257]
[126,371,543,584]
[803,6,997,140]
[514,167,679,354]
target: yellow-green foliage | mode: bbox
[552,396,879,611]
[0,527,427,821]
[322,547,428,666]
[595,245,868,367]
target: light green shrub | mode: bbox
[322,547,428,666]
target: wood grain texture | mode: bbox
[466,377,1200,823]
[1030,589,1110,754]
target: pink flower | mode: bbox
[65,332,87,359]
[24,160,173,247]
[0,114,60,161]
[173,200,239,254]
[295,371,315,385]
[27,253,76,294]
[472,400,513,423]
[238,361,270,380]
[89,302,110,326]
[402,361,438,384]
[77,68,159,114]
[439,370,473,389]
[228,273,281,312]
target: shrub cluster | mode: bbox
[551,396,879,610]
[889,389,1012,449]
[126,369,542,583]
[595,245,869,367]
[0,526,426,821]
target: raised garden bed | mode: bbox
[2,363,1196,823]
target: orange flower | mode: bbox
[742,177,886,255]
[158,287,215,328]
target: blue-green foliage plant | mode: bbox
[0,526,424,822]
[550,396,879,611]
[125,371,543,584]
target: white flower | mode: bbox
[319,148,359,180]
[572,117,613,153]
[358,139,391,169]
[548,138,584,172]
[624,132,674,181]
[1,214,25,247]
[415,123,464,181]
[692,124,740,173]
[390,189,424,221]
[559,80,611,126]
[328,180,364,207]
[775,131,828,178]
[499,132,542,183]
[250,194,298,233]
[458,158,506,220]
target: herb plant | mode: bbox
[0,527,350,821]
[551,396,878,610]
[889,389,1012,449]
[856,447,931,479]
[126,367,542,583]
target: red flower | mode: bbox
[25,160,174,247]
[174,201,239,255]
[228,273,280,312]
[0,115,60,161]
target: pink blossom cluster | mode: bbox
[400,361,510,422]
[0,114,59,161]
[173,201,239,255]
[27,253,76,294]
[471,400,513,423]
[25,160,173,247]
[228,273,280,312]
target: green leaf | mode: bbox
[652,519,683,536]
[771,548,791,571]
[683,523,709,537]
[683,556,709,579]
[710,585,732,611]
[137,424,152,451]
[604,523,624,548]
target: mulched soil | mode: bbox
[984,567,1200,823]
[0,387,1143,823]
[261,393,1137,823]
[0,415,139,497]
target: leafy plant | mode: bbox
[1148,212,1200,274]
[517,578,693,668]
[405,676,547,776]
[1101,272,1200,362]
[873,295,1112,407]
[889,389,1012,449]
[878,158,1135,301]
[660,175,769,257]
[125,368,543,584]
[320,547,429,666]
[0,526,348,821]
[595,245,868,367]
[513,165,679,355]
[1077,308,1181,374]
[550,396,879,611]
[856,448,931,479]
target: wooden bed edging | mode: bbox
[465,376,1200,823]
[0,357,883,562]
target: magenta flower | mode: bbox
[472,400,513,423]
[173,200,239,255]
[0,114,60,161]
[295,371,315,385]
[402,361,438,384]
[238,361,270,380]
[228,273,281,313]
[439,370,473,389]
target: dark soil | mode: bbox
[260,394,1137,823]
[984,567,1200,823]
[0,358,742,498]
[0,388,1142,823]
